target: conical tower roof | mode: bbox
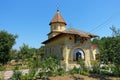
[49,10,67,25]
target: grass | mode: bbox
[5,61,28,70]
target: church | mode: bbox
[42,10,98,69]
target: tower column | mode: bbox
[48,10,67,39]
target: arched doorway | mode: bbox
[73,49,85,61]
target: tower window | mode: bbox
[53,26,57,30]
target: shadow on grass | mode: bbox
[89,74,113,80]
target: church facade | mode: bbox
[42,10,98,69]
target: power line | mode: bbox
[89,12,120,33]
[89,16,113,33]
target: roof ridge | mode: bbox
[64,28,98,37]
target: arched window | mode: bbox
[73,49,85,61]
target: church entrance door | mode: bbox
[73,49,84,61]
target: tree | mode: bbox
[92,26,120,76]
[19,44,31,66]
[9,49,18,61]
[37,46,45,60]
[0,30,17,64]
[110,25,120,37]
[92,26,120,64]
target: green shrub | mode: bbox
[101,65,109,70]
[80,66,89,76]
[10,65,22,80]
[11,70,22,80]
[91,60,100,74]
[80,70,89,76]
[69,66,89,76]
[57,68,66,76]
[0,74,3,80]
[113,65,120,77]
[0,66,6,71]
[28,69,36,79]
[21,74,29,80]
[83,66,89,73]
[47,71,54,77]
[13,64,19,70]
[69,67,79,75]
[91,65,100,74]
[101,70,113,76]
[38,71,46,78]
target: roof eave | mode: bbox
[42,33,91,44]
[49,22,67,25]
[88,34,99,38]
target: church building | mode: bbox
[42,10,98,69]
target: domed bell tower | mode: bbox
[48,10,67,39]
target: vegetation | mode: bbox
[9,56,65,79]
[10,65,22,80]
[78,58,89,76]
[69,67,79,75]
[90,60,100,74]
[69,58,89,76]
[92,26,120,76]
[57,68,66,76]
[0,65,6,80]
[0,30,17,64]
[1,26,120,79]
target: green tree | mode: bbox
[110,25,120,37]
[19,44,32,66]
[19,44,41,60]
[37,46,45,59]
[0,30,17,64]
[9,49,18,61]
[92,26,120,76]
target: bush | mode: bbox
[69,66,89,76]
[10,70,22,80]
[10,65,22,80]
[69,67,79,75]
[37,71,46,79]
[101,70,113,76]
[28,69,36,79]
[113,65,120,77]
[83,66,89,73]
[80,70,89,76]
[47,71,55,77]
[0,66,6,71]
[0,74,3,80]
[101,65,109,70]
[92,65,100,74]
[21,74,29,80]
[57,68,66,76]
[91,60,100,74]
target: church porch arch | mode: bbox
[68,46,86,64]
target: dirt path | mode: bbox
[1,70,120,80]
[0,69,29,80]
[49,74,120,80]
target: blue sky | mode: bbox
[0,0,120,49]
